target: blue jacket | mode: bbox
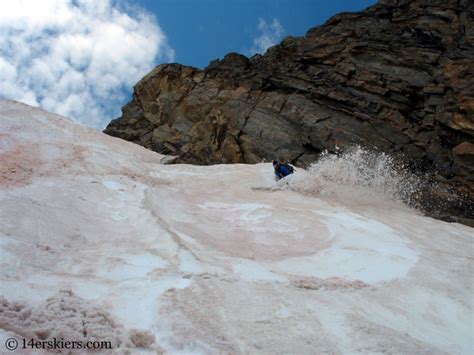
[274,163,294,179]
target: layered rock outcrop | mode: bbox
[105,0,473,223]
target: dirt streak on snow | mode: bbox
[0,100,473,354]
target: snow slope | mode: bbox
[1,100,473,353]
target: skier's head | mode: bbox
[272,160,278,166]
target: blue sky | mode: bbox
[0,0,377,128]
[136,0,377,68]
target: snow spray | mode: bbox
[281,147,429,209]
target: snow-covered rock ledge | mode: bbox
[1,100,472,353]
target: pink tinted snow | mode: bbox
[0,100,472,354]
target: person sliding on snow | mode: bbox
[273,160,294,181]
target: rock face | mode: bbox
[104,0,473,223]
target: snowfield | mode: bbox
[0,100,473,353]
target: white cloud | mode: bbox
[250,18,284,55]
[0,0,174,129]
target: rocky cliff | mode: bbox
[104,0,473,223]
